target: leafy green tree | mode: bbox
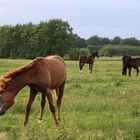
[111,36,121,45]
[0,25,13,58]
[120,37,140,46]
[0,19,75,59]
[68,48,89,60]
[87,45,102,53]
[99,45,140,56]
[44,19,75,57]
[87,35,101,45]
[100,37,111,45]
[74,34,87,48]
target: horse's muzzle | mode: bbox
[0,110,5,115]
[0,104,6,116]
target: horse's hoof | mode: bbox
[57,118,61,122]
[24,122,28,127]
[56,122,60,127]
[38,119,43,124]
[80,70,82,73]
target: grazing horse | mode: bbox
[122,55,132,75]
[79,52,99,73]
[122,57,140,76]
[122,55,132,67]
[0,55,66,126]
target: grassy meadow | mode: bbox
[0,57,139,140]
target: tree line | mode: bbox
[0,19,140,59]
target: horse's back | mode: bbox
[79,55,87,61]
[79,55,92,64]
[35,55,65,68]
[34,55,66,89]
[133,58,140,66]
[126,57,140,67]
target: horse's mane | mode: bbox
[89,52,98,57]
[0,57,43,91]
[122,55,132,66]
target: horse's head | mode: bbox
[0,77,15,115]
[94,52,99,58]
[122,66,127,76]
[0,89,15,115]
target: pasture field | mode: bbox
[0,57,139,140]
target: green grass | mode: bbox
[0,57,139,140]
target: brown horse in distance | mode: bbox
[0,55,66,126]
[122,55,132,67]
[122,55,140,76]
[79,52,99,73]
[122,57,140,76]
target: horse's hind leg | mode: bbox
[38,93,46,123]
[57,81,65,122]
[45,88,59,126]
[24,87,38,126]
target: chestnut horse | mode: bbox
[79,52,99,73]
[122,57,140,76]
[0,55,66,126]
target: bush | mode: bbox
[68,48,89,60]
[99,45,140,56]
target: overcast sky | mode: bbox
[0,0,140,39]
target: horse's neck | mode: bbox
[6,69,34,93]
[123,64,128,71]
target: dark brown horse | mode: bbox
[122,55,132,67]
[0,55,66,126]
[122,57,140,76]
[79,52,99,73]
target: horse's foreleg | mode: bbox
[89,64,91,71]
[38,93,46,123]
[128,67,131,77]
[45,88,59,126]
[24,88,38,126]
[136,67,139,76]
[80,63,85,71]
[90,64,93,73]
[57,81,65,122]
[80,63,82,71]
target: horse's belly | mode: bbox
[51,76,65,89]
[50,71,66,89]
